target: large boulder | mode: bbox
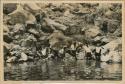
[22,3,41,12]
[48,30,72,49]
[101,38,122,62]
[3,3,17,14]
[107,20,119,33]
[3,33,13,43]
[44,18,67,31]
[8,4,36,25]
[102,38,122,51]
[101,51,121,63]
[85,26,101,38]
[18,52,28,62]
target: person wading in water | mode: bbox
[67,41,77,60]
[83,43,92,60]
[94,43,102,61]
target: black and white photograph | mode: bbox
[3,2,122,81]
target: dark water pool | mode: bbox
[4,59,122,81]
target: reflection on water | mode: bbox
[4,59,122,81]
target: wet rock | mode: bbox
[101,51,121,63]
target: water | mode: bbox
[4,59,122,81]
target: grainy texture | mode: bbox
[3,3,122,81]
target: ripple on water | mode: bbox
[4,59,122,81]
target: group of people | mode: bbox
[37,41,102,62]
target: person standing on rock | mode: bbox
[101,20,108,35]
[94,44,102,61]
[83,43,92,60]
[70,41,77,60]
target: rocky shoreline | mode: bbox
[3,3,122,63]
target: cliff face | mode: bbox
[3,3,122,62]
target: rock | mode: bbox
[98,3,113,11]
[64,9,71,16]
[28,28,39,36]
[103,38,121,51]
[48,30,72,49]
[85,26,101,38]
[8,4,36,24]
[101,54,111,62]
[4,45,9,57]
[101,38,122,62]
[94,17,103,27]
[6,56,17,63]
[107,20,119,33]
[63,53,76,66]
[101,51,121,63]
[105,10,114,19]
[3,25,9,34]
[85,14,95,24]
[93,36,103,42]
[3,3,17,14]
[36,3,49,9]
[21,34,37,47]
[23,3,41,11]
[72,7,90,15]
[44,18,67,31]
[19,52,28,61]
[110,51,121,62]
[12,23,25,34]
[3,34,13,43]
[113,26,122,37]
